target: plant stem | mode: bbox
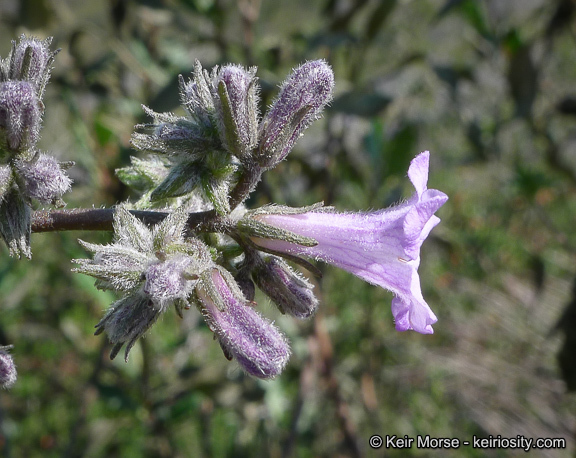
[228,163,263,211]
[31,208,222,233]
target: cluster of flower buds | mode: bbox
[120,59,334,214]
[74,206,291,377]
[79,56,447,379]
[0,35,72,258]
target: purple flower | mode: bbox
[257,60,334,168]
[250,151,448,334]
[196,267,290,379]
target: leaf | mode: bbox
[150,161,202,201]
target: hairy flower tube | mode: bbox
[247,151,448,334]
[196,267,291,379]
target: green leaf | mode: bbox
[150,161,202,201]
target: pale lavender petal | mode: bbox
[250,151,447,334]
[407,150,430,197]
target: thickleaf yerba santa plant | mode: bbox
[2,34,447,384]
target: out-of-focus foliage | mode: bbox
[0,0,575,456]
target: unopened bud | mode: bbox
[144,255,196,307]
[179,61,216,128]
[131,107,217,160]
[257,60,334,168]
[215,65,259,158]
[15,153,72,205]
[95,293,162,362]
[9,35,58,98]
[196,267,290,379]
[0,81,41,152]
[253,256,318,318]
[235,273,256,301]
[0,188,31,258]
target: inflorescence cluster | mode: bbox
[0,35,447,382]
[0,35,72,259]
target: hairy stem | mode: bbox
[228,163,263,211]
[31,208,224,234]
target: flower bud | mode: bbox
[253,256,318,318]
[196,267,290,379]
[144,255,196,307]
[95,293,162,361]
[0,81,41,152]
[179,61,216,128]
[0,188,31,258]
[8,35,58,98]
[257,60,334,168]
[116,156,168,192]
[131,107,217,160]
[215,65,259,158]
[235,273,256,302]
[15,153,72,205]
[0,345,16,389]
[0,165,13,201]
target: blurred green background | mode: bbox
[1,0,576,456]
